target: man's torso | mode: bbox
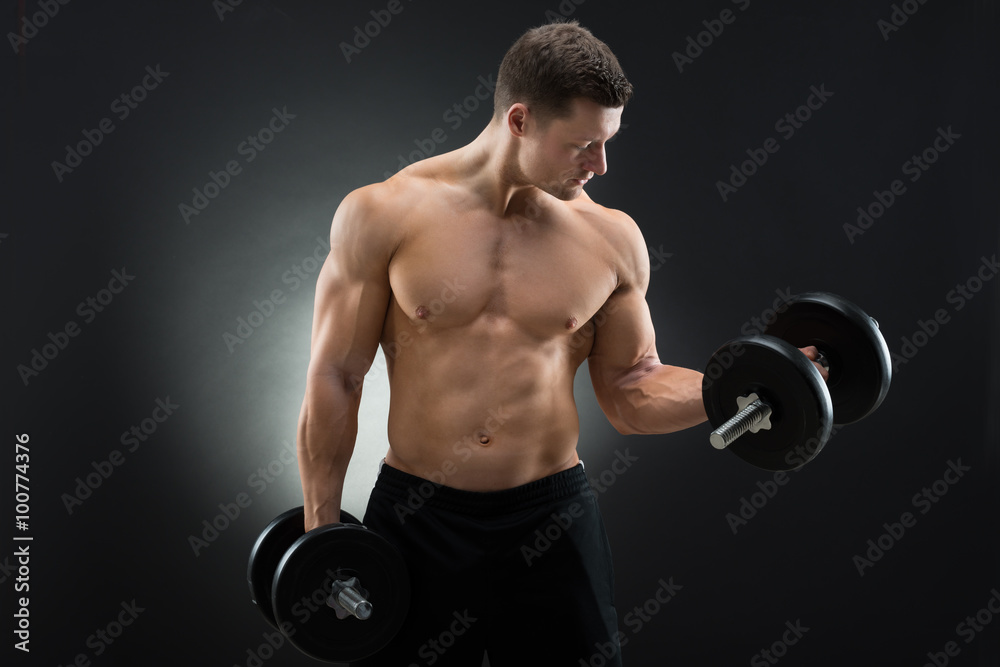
[368,152,632,490]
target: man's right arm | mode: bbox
[297,186,396,532]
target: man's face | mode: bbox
[520,98,623,201]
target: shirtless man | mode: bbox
[297,22,823,665]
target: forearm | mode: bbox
[297,372,361,531]
[611,363,708,435]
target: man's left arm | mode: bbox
[587,216,707,435]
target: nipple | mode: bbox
[416,305,429,319]
[565,317,578,330]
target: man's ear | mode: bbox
[506,103,529,137]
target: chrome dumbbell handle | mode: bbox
[327,576,373,621]
[709,393,773,450]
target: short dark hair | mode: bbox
[493,21,633,123]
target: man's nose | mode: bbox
[583,145,607,176]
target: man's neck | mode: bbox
[457,121,544,218]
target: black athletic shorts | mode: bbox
[354,461,622,667]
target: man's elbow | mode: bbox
[601,373,695,436]
[604,403,652,436]
[299,367,364,430]
[305,363,365,396]
[611,420,643,436]
[609,410,691,437]
[600,364,659,435]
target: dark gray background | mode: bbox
[4,0,998,665]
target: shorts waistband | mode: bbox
[373,461,592,516]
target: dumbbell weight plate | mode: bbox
[272,523,410,663]
[247,508,363,629]
[338,510,362,525]
[703,336,833,471]
[248,507,306,629]
[765,292,891,424]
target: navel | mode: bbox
[477,432,492,446]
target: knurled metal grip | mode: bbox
[709,393,773,450]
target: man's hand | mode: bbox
[799,345,829,382]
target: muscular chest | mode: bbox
[387,208,616,338]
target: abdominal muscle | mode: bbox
[381,320,587,491]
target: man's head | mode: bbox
[492,22,633,201]
[493,21,633,124]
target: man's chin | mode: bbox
[539,181,584,202]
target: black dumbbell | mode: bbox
[247,507,410,663]
[702,292,892,471]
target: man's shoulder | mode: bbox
[329,161,456,263]
[341,159,452,219]
[570,196,645,255]
[569,196,648,289]
[572,196,639,233]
